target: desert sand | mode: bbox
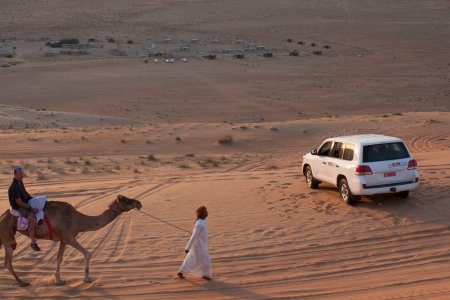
[0,0,449,299]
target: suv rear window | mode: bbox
[363,142,410,162]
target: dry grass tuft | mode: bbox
[218,135,233,145]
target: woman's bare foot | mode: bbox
[177,272,185,279]
[202,276,212,281]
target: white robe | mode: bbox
[179,219,212,277]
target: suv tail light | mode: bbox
[355,165,373,175]
[408,159,417,170]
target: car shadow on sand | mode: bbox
[355,185,450,228]
[309,182,450,228]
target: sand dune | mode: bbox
[0,0,449,299]
[0,112,448,298]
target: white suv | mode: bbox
[302,134,419,204]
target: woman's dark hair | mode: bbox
[196,206,208,220]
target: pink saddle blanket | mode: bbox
[17,216,29,231]
[9,208,29,231]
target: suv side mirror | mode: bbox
[311,148,318,155]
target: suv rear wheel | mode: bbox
[339,178,360,205]
[305,166,319,189]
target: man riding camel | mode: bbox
[8,167,41,251]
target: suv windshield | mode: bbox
[363,142,410,162]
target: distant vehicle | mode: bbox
[0,63,10,67]
[50,42,62,48]
[165,58,175,63]
[203,54,216,60]
[154,59,160,63]
[302,134,419,204]
[181,58,187,62]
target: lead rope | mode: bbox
[134,209,192,235]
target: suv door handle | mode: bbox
[336,165,340,168]
[322,161,326,165]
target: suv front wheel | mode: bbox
[339,178,360,205]
[305,166,319,189]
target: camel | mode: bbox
[0,194,142,287]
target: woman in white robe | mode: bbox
[178,206,212,280]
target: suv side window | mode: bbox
[318,141,333,156]
[330,142,343,158]
[343,143,355,161]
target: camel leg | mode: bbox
[67,238,92,283]
[4,242,29,287]
[55,241,67,285]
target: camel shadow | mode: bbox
[186,278,270,299]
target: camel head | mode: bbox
[115,195,142,212]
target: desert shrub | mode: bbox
[175,136,182,141]
[206,158,219,167]
[36,171,46,180]
[270,127,279,131]
[147,154,158,161]
[266,164,279,170]
[218,135,233,145]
